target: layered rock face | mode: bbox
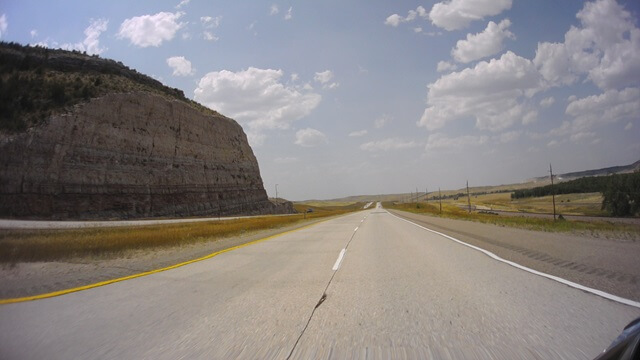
[0,92,291,219]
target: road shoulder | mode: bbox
[388,209,640,302]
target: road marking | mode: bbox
[332,249,346,271]
[0,219,332,305]
[354,226,359,232]
[387,211,640,309]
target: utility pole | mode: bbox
[466,180,471,213]
[425,187,428,203]
[439,187,442,214]
[416,187,419,202]
[550,164,556,220]
[275,184,279,204]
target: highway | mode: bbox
[1,206,639,359]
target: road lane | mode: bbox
[1,208,638,359]
[0,212,367,359]
[292,209,640,359]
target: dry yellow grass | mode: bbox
[0,209,356,263]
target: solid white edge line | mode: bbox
[332,249,346,271]
[386,211,640,309]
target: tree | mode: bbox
[601,172,640,216]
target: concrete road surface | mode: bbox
[1,208,639,359]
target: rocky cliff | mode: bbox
[0,90,292,219]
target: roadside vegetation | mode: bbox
[0,41,218,132]
[0,207,361,264]
[385,201,640,236]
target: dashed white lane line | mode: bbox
[332,249,347,271]
[354,226,359,232]
[387,211,640,309]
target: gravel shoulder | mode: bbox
[0,216,334,299]
[389,209,640,302]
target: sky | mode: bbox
[1,0,639,201]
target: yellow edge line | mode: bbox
[0,219,329,305]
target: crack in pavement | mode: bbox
[285,215,365,359]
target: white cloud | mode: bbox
[451,19,514,63]
[437,61,457,72]
[493,130,521,143]
[284,7,293,20]
[0,14,6,39]
[625,122,633,130]
[175,0,190,9]
[565,87,640,131]
[419,51,542,132]
[30,29,37,38]
[194,68,322,144]
[349,130,368,137]
[166,56,195,76]
[313,70,339,89]
[570,131,596,142]
[201,16,221,29]
[374,115,391,129]
[360,138,420,152]
[60,18,108,55]
[413,27,423,33]
[522,110,538,125]
[270,4,279,15]
[295,128,327,147]
[384,6,428,27]
[118,12,184,47]
[539,96,555,108]
[533,0,640,90]
[203,31,218,41]
[425,133,488,150]
[429,0,512,31]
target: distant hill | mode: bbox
[530,160,640,182]
[306,159,640,203]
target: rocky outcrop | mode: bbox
[0,92,291,219]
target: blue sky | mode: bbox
[1,0,639,200]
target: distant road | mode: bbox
[1,208,638,359]
[0,213,298,230]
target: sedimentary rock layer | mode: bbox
[0,92,288,219]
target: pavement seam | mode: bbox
[387,211,640,309]
[285,214,365,359]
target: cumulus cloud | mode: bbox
[360,138,420,152]
[429,0,512,31]
[419,51,542,132]
[59,18,108,55]
[349,130,368,137]
[203,31,218,41]
[284,7,293,20]
[565,87,640,131]
[384,6,428,27]
[539,96,555,108]
[533,0,640,90]
[437,61,457,72]
[314,70,339,89]
[118,12,184,47]
[175,0,190,9]
[166,56,194,76]
[295,128,327,147]
[201,16,221,28]
[270,4,279,15]
[451,19,514,63]
[374,115,391,129]
[194,68,321,145]
[0,14,6,39]
[30,29,37,38]
[493,130,521,143]
[425,133,488,151]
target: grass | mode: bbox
[446,192,607,216]
[0,208,358,264]
[385,201,640,235]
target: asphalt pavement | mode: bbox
[1,207,638,359]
